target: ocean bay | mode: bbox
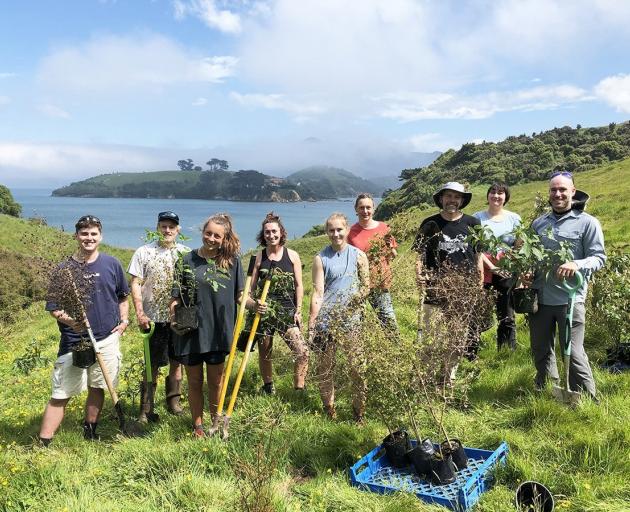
[11,189,373,251]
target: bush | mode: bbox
[0,185,21,217]
[0,250,49,323]
[586,252,630,358]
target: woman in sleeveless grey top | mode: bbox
[308,213,370,422]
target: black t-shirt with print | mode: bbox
[413,213,480,270]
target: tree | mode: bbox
[177,159,195,171]
[0,185,21,217]
[206,158,229,172]
[193,166,203,171]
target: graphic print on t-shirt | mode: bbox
[438,233,469,255]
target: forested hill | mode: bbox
[375,121,630,220]
[286,166,383,198]
[52,167,384,202]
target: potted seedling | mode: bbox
[411,264,494,483]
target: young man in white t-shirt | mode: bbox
[128,211,190,421]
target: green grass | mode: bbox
[0,162,629,511]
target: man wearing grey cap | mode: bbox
[413,182,484,361]
[128,211,190,421]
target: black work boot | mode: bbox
[82,421,100,441]
[165,376,184,415]
[261,382,275,395]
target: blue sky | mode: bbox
[1,0,630,187]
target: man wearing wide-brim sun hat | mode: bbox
[412,181,484,373]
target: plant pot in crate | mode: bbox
[512,288,538,314]
[383,430,411,468]
[72,340,96,368]
[515,480,554,512]
[406,438,435,477]
[430,452,457,485]
[441,438,468,471]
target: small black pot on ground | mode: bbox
[515,481,554,512]
[383,430,412,468]
[512,288,538,314]
[406,438,435,477]
[72,341,96,368]
[440,438,468,471]
[430,452,457,485]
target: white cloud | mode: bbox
[0,142,176,187]
[0,72,16,79]
[594,74,630,114]
[38,33,237,94]
[192,97,208,106]
[38,104,71,119]
[377,85,592,122]
[173,0,242,34]
[230,92,326,119]
[407,133,454,153]
[236,0,630,100]
[0,96,9,106]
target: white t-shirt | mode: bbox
[127,241,190,322]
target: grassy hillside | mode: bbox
[376,121,630,219]
[0,170,629,511]
[381,157,630,251]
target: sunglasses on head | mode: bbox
[550,171,573,179]
[76,215,102,229]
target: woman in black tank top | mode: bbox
[242,213,309,393]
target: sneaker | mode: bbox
[192,424,206,439]
[261,382,275,395]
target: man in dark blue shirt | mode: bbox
[38,215,129,445]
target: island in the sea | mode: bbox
[52,166,386,202]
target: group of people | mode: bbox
[37,171,605,444]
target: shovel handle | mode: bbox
[65,268,121,406]
[141,322,155,383]
[225,264,276,418]
[561,271,583,294]
[217,255,257,415]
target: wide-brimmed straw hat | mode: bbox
[433,182,472,209]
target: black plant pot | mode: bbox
[515,480,555,512]
[430,453,457,485]
[383,430,412,468]
[72,344,96,368]
[512,288,539,314]
[440,438,468,471]
[406,438,435,477]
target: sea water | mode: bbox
[11,188,376,251]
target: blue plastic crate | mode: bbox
[349,440,509,511]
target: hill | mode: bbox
[286,166,384,198]
[52,169,306,202]
[52,166,385,202]
[376,121,630,219]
